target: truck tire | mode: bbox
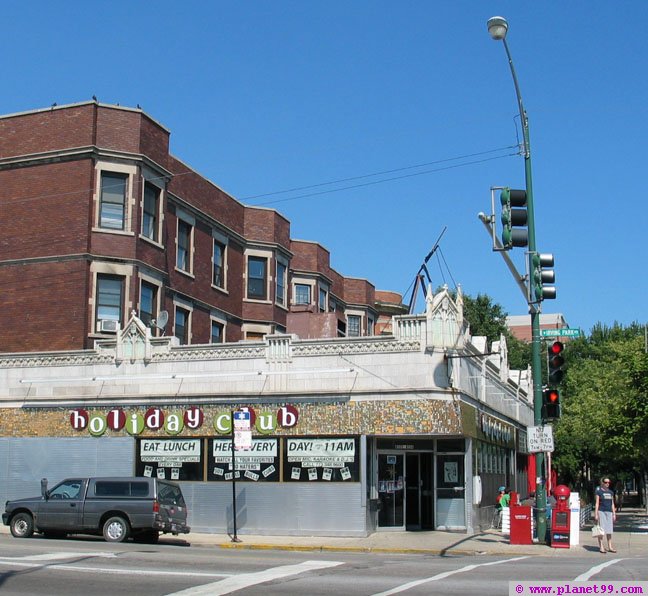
[10,513,34,538]
[102,516,130,543]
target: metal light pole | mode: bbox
[487,16,548,543]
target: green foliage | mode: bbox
[553,323,648,487]
[461,293,531,370]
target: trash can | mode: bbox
[509,505,533,545]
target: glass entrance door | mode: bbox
[436,453,466,529]
[378,453,404,528]
[406,453,434,530]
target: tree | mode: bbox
[552,323,648,508]
[461,293,531,370]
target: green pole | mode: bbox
[489,18,547,543]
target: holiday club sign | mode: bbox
[70,405,299,437]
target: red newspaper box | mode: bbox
[509,505,532,545]
[550,485,571,548]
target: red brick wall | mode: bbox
[0,160,94,260]
[243,207,291,248]
[343,277,375,307]
[0,105,95,157]
[0,102,393,352]
[0,260,90,352]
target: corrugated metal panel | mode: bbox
[436,497,466,529]
[181,482,367,536]
[0,437,134,504]
[0,438,367,536]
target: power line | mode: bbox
[242,145,518,201]
[250,152,517,207]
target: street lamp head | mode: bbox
[487,16,508,41]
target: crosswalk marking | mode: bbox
[372,556,530,596]
[168,560,344,596]
[574,558,624,581]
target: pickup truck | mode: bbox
[2,477,190,543]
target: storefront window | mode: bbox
[135,438,204,481]
[283,436,359,482]
[207,437,279,482]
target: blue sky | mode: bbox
[3,1,646,334]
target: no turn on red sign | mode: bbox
[527,425,554,453]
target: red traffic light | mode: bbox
[543,388,561,420]
[549,341,564,355]
[547,341,565,384]
[545,389,559,403]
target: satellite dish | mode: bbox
[152,310,168,334]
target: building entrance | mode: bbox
[377,452,434,530]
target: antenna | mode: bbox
[152,310,168,335]
[408,227,447,314]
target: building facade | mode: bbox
[1,287,532,536]
[506,314,570,343]
[1,102,532,536]
[0,101,405,355]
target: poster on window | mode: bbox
[207,438,279,481]
[444,461,459,484]
[283,437,359,482]
[136,438,204,481]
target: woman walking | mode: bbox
[595,477,617,553]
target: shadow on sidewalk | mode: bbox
[439,530,507,556]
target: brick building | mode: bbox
[506,314,570,343]
[0,102,533,537]
[0,101,406,354]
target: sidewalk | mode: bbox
[2,509,647,557]
[184,508,648,557]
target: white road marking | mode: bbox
[0,551,117,561]
[0,558,231,578]
[167,560,344,596]
[372,556,531,596]
[574,558,624,581]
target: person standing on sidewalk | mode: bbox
[595,477,617,553]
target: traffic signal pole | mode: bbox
[487,17,548,543]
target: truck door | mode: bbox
[38,479,84,530]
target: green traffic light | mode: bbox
[499,188,528,248]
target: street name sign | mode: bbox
[527,425,554,453]
[541,328,581,338]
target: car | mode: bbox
[2,476,190,543]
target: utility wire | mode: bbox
[242,145,518,201]
[1,145,517,209]
[250,152,517,207]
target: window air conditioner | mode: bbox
[99,319,120,333]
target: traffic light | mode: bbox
[500,188,528,249]
[542,388,561,420]
[547,341,565,384]
[531,252,556,301]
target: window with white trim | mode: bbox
[96,275,123,331]
[174,306,191,345]
[213,239,226,288]
[99,172,127,230]
[142,182,161,242]
[211,320,224,343]
[247,255,268,300]
[139,281,158,328]
[319,287,328,312]
[176,219,193,273]
[294,283,311,305]
[347,314,361,337]
[275,261,287,306]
